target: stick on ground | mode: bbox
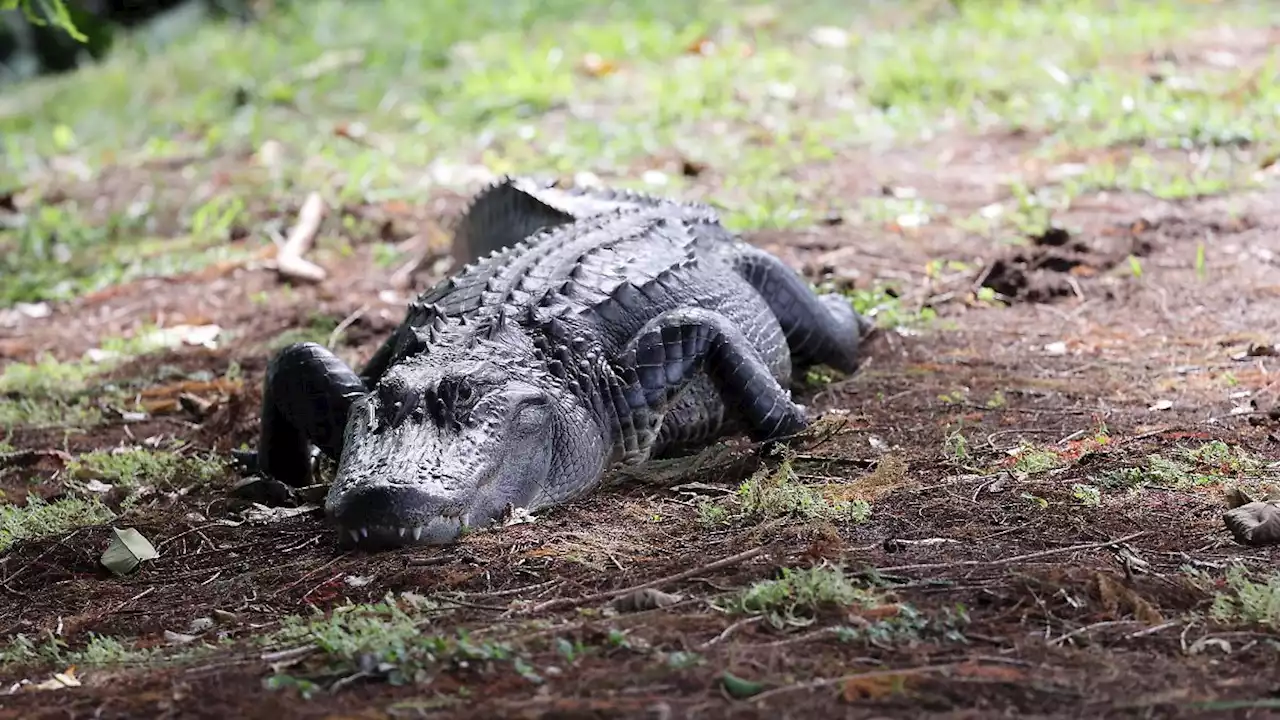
[529,545,768,614]
[276,191,328,283]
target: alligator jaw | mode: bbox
[333,514,468,550]
[325,479,493,550]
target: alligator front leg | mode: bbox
[618,308,808,446]
[731,246,872,375]
[244,342,368,487]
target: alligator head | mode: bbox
[323,322,606,550]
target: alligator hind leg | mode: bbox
[730,246,873,374]
[652,377,745,459]
[619,308,808,447]
[240,342,368,487]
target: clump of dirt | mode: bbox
[977,224,1153,303]
[978,210,1262,305]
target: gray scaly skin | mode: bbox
[235,176,872,550]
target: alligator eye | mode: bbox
[456,384,472,402]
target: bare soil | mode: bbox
[1,129,1279,719]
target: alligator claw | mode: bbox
[230,449,260,476]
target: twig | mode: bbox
[0,448,72,469]
[276,191,328,283]
[110,587,155,615]
[327,304,369,349]
[434,595,510,612]
[743,626,841,649]
[464,579,561,599]
[749,663,957,704]
[875,531,1148,573]
[261,645,317,664]
[698,616,762,650]
[0,528,86,587]
[1126,620,1181,639]
[389,234,431,290]
[528,545,768,613]
[1049,620,1140,646]
[271,551,350,598]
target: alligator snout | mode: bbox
[326,483,475,549]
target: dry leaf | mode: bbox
[842,673,907,701]
[856,604,902,621]
[1096,573,1165,624]
[950,661,1027,682]
[579,53,617,77]
[686,37,716,56]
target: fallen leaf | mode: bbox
[809,26,850,48]
[101,527,160,576]
[579,53,617,77]
[31,667,80,691]
[380,199,413,215]
[1187,636,1232,655]
[1095,572,1165,624]
[1225,486,1257,509]
[686,37,716,56]
[242,503,321,524]
[680,158,708,178]
[213,609,240,624]
[721,670,765,699]
[949,661,1027,682]
[856,604,902,621]
[164,630,199,645]
[842,673,908,701]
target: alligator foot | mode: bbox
[732,246,871,374]
[620,307,808,444]
[253,342,368,487]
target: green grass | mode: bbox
[0,324,226,428]
[262,593,527,693]
[0,631,148,671]
[2,0,1278,308]
[699,454,872,528]
[1097,440,1272,492]
[66,446,230,493]
[1209,564,1280,630]
[0,494,116,552]
[722,565,880,629]
[0,444,231,552]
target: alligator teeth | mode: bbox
[398,527,407,538]
[359,526,369,539]
[412,526,424,542]
[348,529,360,543]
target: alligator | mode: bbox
[235,176,873,550]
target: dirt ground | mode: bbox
[1,127,1279,720]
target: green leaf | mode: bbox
[3,0,87,42]
[721,670,765,699]
[101,527,160,576]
